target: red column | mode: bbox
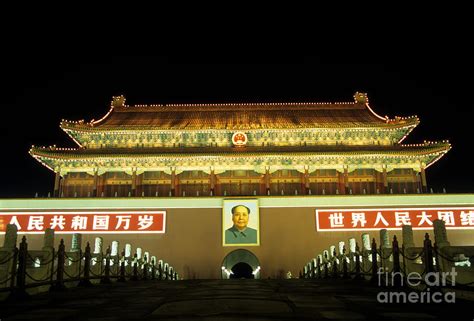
[265,168,270,195]
[93,169,98,197]
[420,166,427,193]
[210,169,215,196]
[54,171,61,197]
[171,169,176,196]
[344,167,349,193]
[338,171,345,195]
[304,168,310,195]
[131,169,137,196]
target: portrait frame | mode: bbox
[222,199,260,247]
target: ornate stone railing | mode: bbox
[0,224,179,301]
[301,219,474,296]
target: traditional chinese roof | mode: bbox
[31,93,450,174]
[30,141,451,174]
[60,92,419,131]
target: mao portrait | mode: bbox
[222,199,260,246]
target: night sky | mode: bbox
[1,48,472,197]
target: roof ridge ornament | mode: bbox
[112,95,126,108]
[354,92,368,104]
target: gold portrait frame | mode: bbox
[222,199,260,247]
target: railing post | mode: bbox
[9,247,19,290]
[158,262,163,280]
[324,252,329,279]
[392,235,402,287]
[433,242,440,272]
[76,248,83,280]
[332,249,338,278]
[423,233,435,274]
[151,258,156,280]
[118,249,126,282]
[49,247,56,285]
[17,236,28,291]
[317,256,322,279]
[131,253,139,281]
[354,243,363,280]
[142,255,148,281]
[174,272,178,280]
[9,237,29,300]
[101,246,111,284]
[370,238,378,284]
[79,242,92,287]
[342,246,349,279]
[51,239,66,291]
[165,265,169,280]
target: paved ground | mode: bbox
[0,279,473,320]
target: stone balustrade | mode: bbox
[0,224,180,300]
[301,219,474,298]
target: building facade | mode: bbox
[2,93,471,280]
[30,93,450,198]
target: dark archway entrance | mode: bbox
[221,249,260,279]
[230,262,254,279]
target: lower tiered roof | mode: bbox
[30,142,451,174]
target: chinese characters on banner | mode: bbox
[316,207,474,231]
[0,211,166,234]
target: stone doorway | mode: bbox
[230,262,254,279]
[221,249,260,279]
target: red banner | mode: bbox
[316,207,474,231]
[0,211,166,234]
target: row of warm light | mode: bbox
[388,115,419,121]
[60,116,419,131]
[61,125,418,136]
[61,119,86,124]
[80,138,396,144]
[78,132,400,139]
[124,101,362,108]
[32,152,443,170]
[31,146,78,151]
[57,138,450,149]
[401,140,451,147]
[113,92,371,108]
[32,149,446,159]
[30,141,450,153]
[80,133,400,139]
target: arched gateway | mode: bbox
[221,249,260,279]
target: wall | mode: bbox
[1,195,473,279]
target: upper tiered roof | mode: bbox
[60,92,419,131]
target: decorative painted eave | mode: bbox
[29,141,451,174]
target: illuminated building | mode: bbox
[1,92,471,280]
[29,92,450,198]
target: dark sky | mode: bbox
[1,44,473,197]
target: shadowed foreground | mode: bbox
[0,279,473,320]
